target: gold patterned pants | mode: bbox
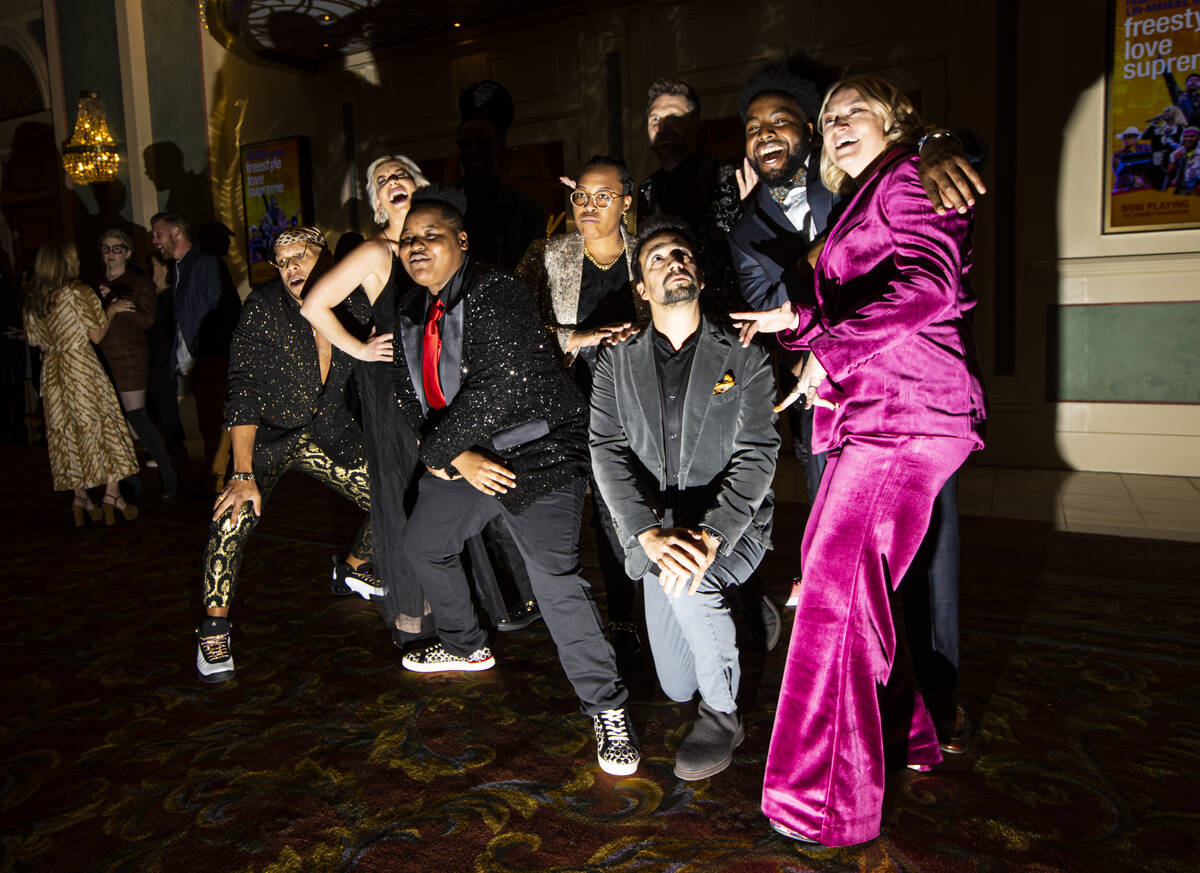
[203,434,372,609]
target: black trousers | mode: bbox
[403,475,627,715]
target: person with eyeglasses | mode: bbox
[194,226,382,684]
[514,155,646,657]
[94,228,180,498]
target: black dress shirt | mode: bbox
[652,325,699,525]
[574,257,637,394]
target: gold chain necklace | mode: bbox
[583,243,625,271]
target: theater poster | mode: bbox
[1106,1,1200,231]
[240,136,314,285]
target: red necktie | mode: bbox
[422,298,447,410]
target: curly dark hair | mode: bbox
[738,68,821,122]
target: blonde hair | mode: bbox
[99,227,133,252]
[364,154,429,225]
[818,74,921,195]
[1162,105,1188,127]
[25,242,80,318]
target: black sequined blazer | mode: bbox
[225,278,364,471]
[393,260,590,514]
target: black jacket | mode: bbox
[225,279,363,471]
[727,151,835,311]
[393,260,589,514]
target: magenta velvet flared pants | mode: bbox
[762,433,975,847]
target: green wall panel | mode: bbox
[1051,302,1200,403]
[142,0,212,221]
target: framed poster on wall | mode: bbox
[1105,0,1200,232]
[240,136,314,285]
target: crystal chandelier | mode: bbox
[62,91,121,184]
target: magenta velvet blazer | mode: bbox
[779,147,987,454]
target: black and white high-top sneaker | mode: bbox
[331,556,387,600]
[593,707,640,776]
[196,616,235,683]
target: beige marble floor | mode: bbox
[773,457,1200,543]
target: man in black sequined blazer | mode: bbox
[194,227,381,685]
[391,186,640,777]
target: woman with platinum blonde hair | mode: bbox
[734,74,987,847]
[302,154,433,641]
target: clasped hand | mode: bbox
[774,353,835,413]
[105,297,135,317]
[638,527,720,597]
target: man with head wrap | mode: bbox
[194,226,381,684]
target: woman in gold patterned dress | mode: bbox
[23,242,140,525]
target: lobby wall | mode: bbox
[30,0,1196,476]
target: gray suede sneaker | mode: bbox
[673,701,744,780]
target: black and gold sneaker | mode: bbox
[594,707,640,776]
[196,616,235,684]
[401,642,495,673]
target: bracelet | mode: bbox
[228,472,255,482]
[917,130,954,152]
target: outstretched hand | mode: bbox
[730,302,799,347]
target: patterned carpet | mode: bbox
[1,446,1196,873]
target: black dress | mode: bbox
[356,255,428,637]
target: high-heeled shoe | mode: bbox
[102,494,139,525]
[72,496,102,527]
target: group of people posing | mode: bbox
[137,66,985,848]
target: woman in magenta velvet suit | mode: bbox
[734,75,987,847]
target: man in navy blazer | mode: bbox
[590,216,779,780]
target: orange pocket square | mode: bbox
[713,372,735,395]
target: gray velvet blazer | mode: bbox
[515,227,650,367]
[588,315,779,579]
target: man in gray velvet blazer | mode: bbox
[589,216,779,781]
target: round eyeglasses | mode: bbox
[569,189,620,208]
[269,244,312,271]
[100,244,129,254]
